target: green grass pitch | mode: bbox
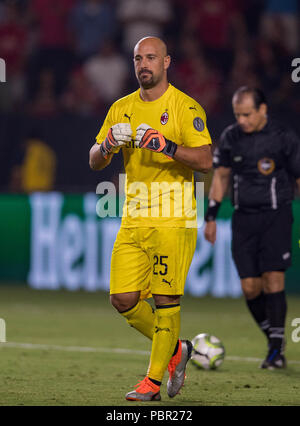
[0,285,299,406]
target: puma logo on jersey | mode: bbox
[124,113,133,122]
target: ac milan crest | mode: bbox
[160,111,169,125]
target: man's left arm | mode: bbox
[173,144,212,173]
[135,123,212,173]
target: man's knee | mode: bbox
[153,294,181,307]
[110,292,140,313]
[262,271,285,293]
[241,277,263,299]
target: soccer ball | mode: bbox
[191,333,225,370]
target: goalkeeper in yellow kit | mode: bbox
[89,36,212,401]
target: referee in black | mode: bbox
[204,86,300,369]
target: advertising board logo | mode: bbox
[27,192,241,297]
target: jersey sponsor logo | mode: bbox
[257,158,275,175]
[282,252,290,260]
[127,140,135,149]
[234,156,242,162]
[193,117,205,132]
[160,111,169,125]
[189,105,197,111]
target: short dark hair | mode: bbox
[232,86,267,109]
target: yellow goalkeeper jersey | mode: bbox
[96,84,211,228]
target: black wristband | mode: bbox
[163,138,178,158]
[205,199,221,222]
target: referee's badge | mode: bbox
[257,158,275,175]
[160,111,169,125]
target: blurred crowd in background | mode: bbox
[0,0,300,193]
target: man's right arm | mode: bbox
[208,166,231,202]
[89,123,132,171]
[204,166,231,244]
[89,143,113,171]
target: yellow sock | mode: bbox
[121,300,155,340]
[147,304,180,382]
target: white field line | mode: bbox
[0,341,150,356]
[0,341,300,365]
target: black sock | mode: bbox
[265,290,287,353]
[149,377,161,387]
[246,292,270,339]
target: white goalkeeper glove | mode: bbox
[100,123,132,158]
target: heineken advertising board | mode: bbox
[0,193,299,296]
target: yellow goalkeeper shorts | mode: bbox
[110,227,197,298]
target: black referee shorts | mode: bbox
[231,204,293,279]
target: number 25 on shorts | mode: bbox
[153,255,168,276]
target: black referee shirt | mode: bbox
[213,119,300,213]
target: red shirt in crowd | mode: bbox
[31,0,75,48]
[0,23,27,73]
[186,0,240,49]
